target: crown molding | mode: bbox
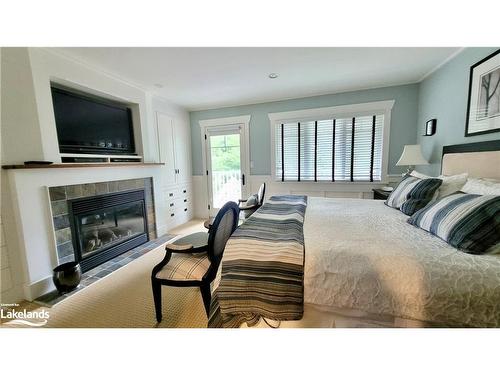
[418,47,465,82]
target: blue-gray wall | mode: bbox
[190,84,419,176]
[417,47,500,175]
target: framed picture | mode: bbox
[465,49,500,137]
[424,119,436,136]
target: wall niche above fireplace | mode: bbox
[51,85,136,156]
[48,178,156,271]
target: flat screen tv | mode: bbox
[51,86,135,155]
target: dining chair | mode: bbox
[238,182,266,219]
[151,201,239,323]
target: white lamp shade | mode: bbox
[396,145,429,166]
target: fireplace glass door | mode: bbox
[76,201,146,259]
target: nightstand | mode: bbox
[372,188,391,200]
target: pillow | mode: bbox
[243,194,259,218]
[407,193,500,255]
[386,175,442,215]
[246,194,258,206]
[461,178,500,195]
[410,171,468,199]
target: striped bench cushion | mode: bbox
[407,193,500,255]
[386,175,442,215]
[208,195,306,328]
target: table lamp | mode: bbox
[396,144,429,175]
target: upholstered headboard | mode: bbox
[441,140,500,179]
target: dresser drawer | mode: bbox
[167,196,189,208]
[163,184,192,229]
[177,205,191,223]
[165,186,190,200]
[179,186,190,197]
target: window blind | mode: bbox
[275,114,384,182]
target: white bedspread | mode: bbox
[303,197,500,327]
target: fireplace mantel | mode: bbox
[2,162,164,170]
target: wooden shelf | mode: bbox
[2,162,164,170]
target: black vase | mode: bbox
[53,261,82,294]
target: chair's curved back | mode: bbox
[207,201,239,265]
[257,183,266,206]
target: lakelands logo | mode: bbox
[1,303,49,327]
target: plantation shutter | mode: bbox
[276,114,384,182]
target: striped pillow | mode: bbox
[407,193,500,255]
[385,175,442,215]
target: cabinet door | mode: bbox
[156,112,176,185]
[173,120,192,184]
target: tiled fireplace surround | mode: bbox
[49,178,157,265]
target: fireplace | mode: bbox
[68,189,149,272]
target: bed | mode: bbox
[213,140,500,328]
[303,197,500,327]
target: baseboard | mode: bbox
[24,275,55,301]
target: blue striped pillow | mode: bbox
[385,175,442,215]
[407,193,500,254]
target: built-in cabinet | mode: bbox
[156,111,193,229]
[156,112,191,185]
[164,183,192,228]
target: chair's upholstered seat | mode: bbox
[155,253,210,281]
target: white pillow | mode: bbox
[461,178,500,195]
[409,170,431,180]
[410,171,468,199]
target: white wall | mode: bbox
[0,48,192,302]
[0,174,25,303]
[0,216,13,298]
[0,48,17,301]
[1,48,45,164]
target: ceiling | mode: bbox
[54,47,461,111]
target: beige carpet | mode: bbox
[44,220,210,328]
[2,221,209,328]
[42,247,207,328]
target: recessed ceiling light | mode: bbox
[154,83,164,88]
[268,73,278,79]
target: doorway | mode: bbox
[204,124,248,216]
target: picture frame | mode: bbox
[465,49,500,137]
[424,119,436,136]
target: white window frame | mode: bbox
[268,100,394,184]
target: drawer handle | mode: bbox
[169,193,174,197]
[183,190,187,193]
[170,203,174,207]
[170,213,175,217]
[184,208,187,212]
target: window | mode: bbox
[275,114,384,182]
